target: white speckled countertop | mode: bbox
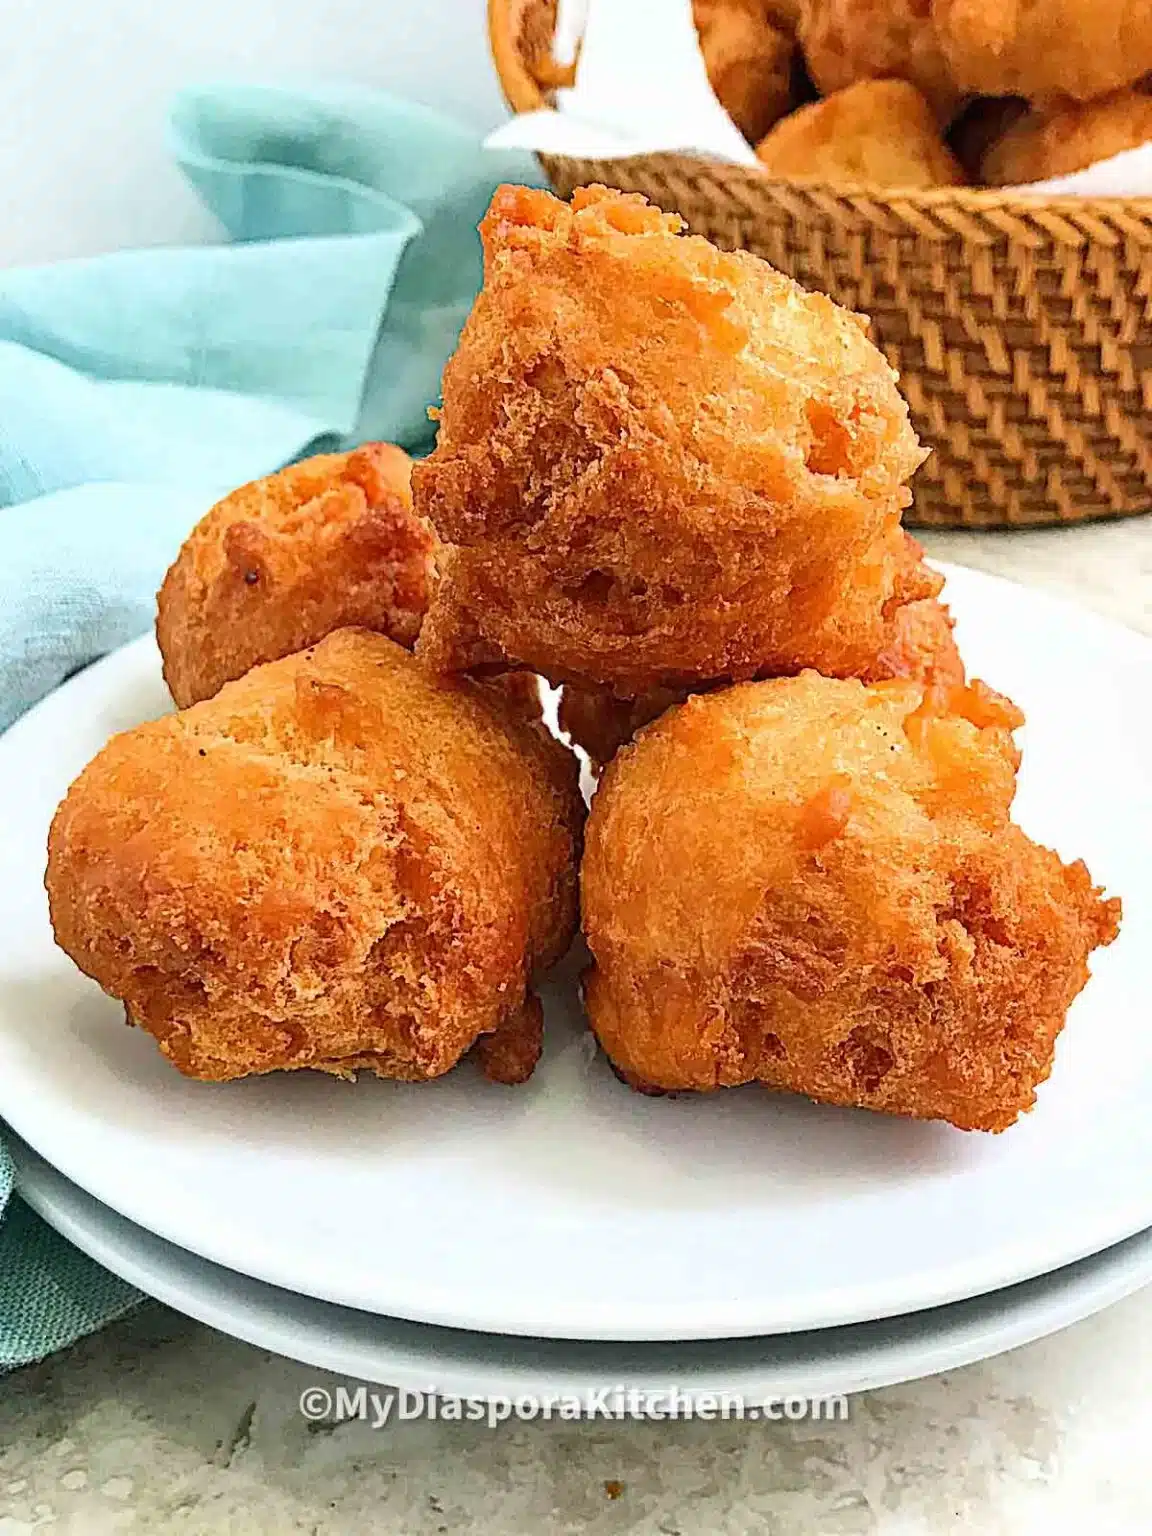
[1,518,1149,1536]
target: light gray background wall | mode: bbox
[0,0,505,265]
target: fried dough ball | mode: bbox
[979,87,1152,185]
[798,0,961,124]
[934,0,1152,104]
[415,184,928,695]
[582,672,1120,1132]
[157,445,437,708]
[692,0,798,143]
[47,630,582,1086]
[755,80,967,186]
[491,0,576,109]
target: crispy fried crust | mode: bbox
[582,672,1120,1132]
[157,445,438,708]
[692,0,797,143]
[934,0,1152,104]
[560,686,684,771]
[415,184,927,694]
[47,630,582,1084]
[561,592,965,769]
[473,991,545,1084]
[979,87,1152,185]
[562,536,964,770]
[756,80,966,186]
[870,591,965,689]
[798,0,961,124]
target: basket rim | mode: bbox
[538,151,1152,224]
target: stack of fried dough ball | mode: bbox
[412,183,1120,1132]
[47,182,1120,1131]
[688,0,1152,187]
[417,183,962,760]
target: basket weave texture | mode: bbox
[540,154,1152,528]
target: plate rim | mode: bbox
[12,1132,1152,1402]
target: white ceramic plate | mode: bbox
[11,1131,1152,1403]
[0,565,1148,1341]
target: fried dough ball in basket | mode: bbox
[415,184,928,695]
[47,630,582,1086]
[582,672,1120,1132]
[934,0,1152,105]
[755,80,966,186]
[979,87,1152,185]
[797,0,961,125]
[157,445,437,708]
[692,0,798,143]
[562,534,965,770]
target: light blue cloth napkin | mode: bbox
[0,82,542,1366]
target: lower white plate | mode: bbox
[12,1131,1152,1404]
[0,565,1148,1340]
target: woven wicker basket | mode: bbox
[489,0,1152,528]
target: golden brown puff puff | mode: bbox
[581,672,1119,1131]
[755,80,967,186]
[47,630,582,1086]
[157,445,438,708]
[491,0,575,107]
[979,86,1152,185]
[934,0,1152,105]
[692,0,798,143]
[415,184,928,696]
[798,0,962,124]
